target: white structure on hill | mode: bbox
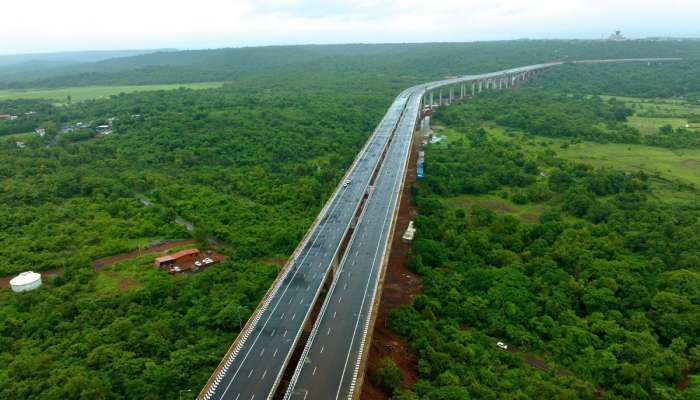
[609,30,627,41]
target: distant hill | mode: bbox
[0,49,175,85]
[0,49,176,66]
[0,41,698,89]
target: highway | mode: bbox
[200,58,680,400]
[201,91,413,400]
[284,86,422,400]
[281,58,681,400]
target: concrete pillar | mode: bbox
[430,91,434,107]
[449,87,453,104]
[478,80,483,92]
[472,83,476,96]
[439,89,443,106]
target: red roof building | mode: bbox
[154,248,200,267]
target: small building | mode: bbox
[154,248,200,268]
[10,271,42,292]
[0,114,18,121]
[15,141,26,148]
[35,128,46,137]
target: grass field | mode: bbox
[596,95,700,134]
[445,193,551,223]
[0,82,226,103]
[480,124,700,202]
[626,116,695,135]
[1,131,35,141]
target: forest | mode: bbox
[385,81,700,399]
[1,41,700,399]
[0,54,396,399]
[1,40,699,90]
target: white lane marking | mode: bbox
[273,348,278,357]
[248,369,254,378]
[335,100,416,400]
[280,96,414,400]
[261,370,267,380]
[259,348,264,357]
[312,366,317,376]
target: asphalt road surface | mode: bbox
[202,58,680,400]
[204,91,413,400]
[284,88,422,400]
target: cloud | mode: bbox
[0,0,698,53]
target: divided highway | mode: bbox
[201,90,413,400]
[200,58,680,400]
[284,86,422,400]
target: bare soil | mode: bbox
[93,239,196,268]
[361,131,423,400]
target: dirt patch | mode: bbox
[262,258,287,268]
[483,199,517,213]
[361,130,423,400]
[101,271,145,293]
[92,239,196,268]
[682,159,698,169]
[519,213,540,223]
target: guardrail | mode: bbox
[200,57,683,400]
[199,92,413,400]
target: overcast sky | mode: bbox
[1,0,699,54]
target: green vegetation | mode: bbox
[0,46,401,400]
[372,357,405,396]
[535,60,700,99]
[445,193,551,224]
[1,41,698,90]
[0,255,276,399]
[0,80,393,277]
[1,41,700,399]
[0,82,225,103]
[390,87,700,399]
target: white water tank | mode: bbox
[10,271,42,292]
